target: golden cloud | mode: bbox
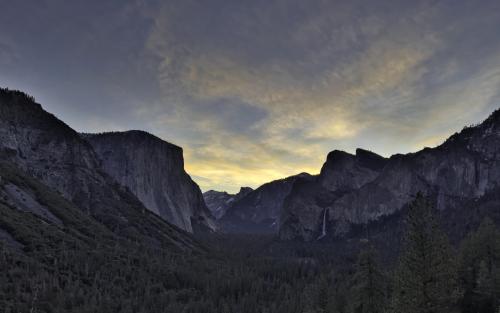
[143,3,500,191]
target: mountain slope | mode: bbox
[220,173,311,233]
[280,109,500,241]
[280,149,388,241]
[203,187,253,219]
[0,88,203,250]
[0,157,204,252]
[83,131,216,233]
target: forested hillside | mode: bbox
[2,178,500,312]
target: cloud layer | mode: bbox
[1,0,500,192]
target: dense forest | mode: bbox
[1,193,499,313]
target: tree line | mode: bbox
[304,194,500,313]
[0,194,499,312]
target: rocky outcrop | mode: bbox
[0,88,204,250]
[280,109,500,241]
[83,131,216,233]
[220,173,311,233]
[319,149,387,192]
[203,187,253,219]
[280,150,387,241]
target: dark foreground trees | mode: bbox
[349,247,387,313]
[2,192,500,312]
[390,193,460,313]
[460,217,500,313]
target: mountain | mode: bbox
[0,157,203,251]
[203,187,253,219]
[83,131,216,233]
[280,109,500,241]
[0,88,204,250]
[220,173,311,233]
[280,149,388,241]
[0,87,327,312]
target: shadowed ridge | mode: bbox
[0,87,207,252]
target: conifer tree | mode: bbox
[317,276,329,313]
[459,217,500,313]
[390,193,460,313]
[349,247,386,313]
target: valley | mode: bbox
[1,87,499,312]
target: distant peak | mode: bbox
[238,186,253,194]
[296,172,312,178]
[203,190,229,196]
[322,148,387,172]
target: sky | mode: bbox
[1,0,500,193]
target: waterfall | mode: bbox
[317,208,327,240]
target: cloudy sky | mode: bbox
[1,0,500,192]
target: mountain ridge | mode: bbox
[218,173,312,233]
[0,87,207,251]
[280,107,500,241]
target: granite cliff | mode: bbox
[280,109,500,241]
[0,88,206,249]
[84,131,216,233]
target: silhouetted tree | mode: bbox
[349,247,386,313]
[460,217,500,313]
[390,193,460,313]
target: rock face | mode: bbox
[0,89,104,208]
[280,109,500,241]
[280,150,388,241]
[220,173,311,233]
[0,88,205,250]
[0,157,204,254]
[319,149,388,192]
[203,187,253,219]
[83,131,215,233]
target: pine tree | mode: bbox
[390,193,460,313]
[459,217,500,313]
[329,283,348,313]
[317,276,329,313]
[350,247,386,313]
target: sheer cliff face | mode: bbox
[280,150,387,241]
[319,149,388,192]
[0,89,205,251]
[280,110,500,241]
[84,131,216,233]
[203,187,253,220]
